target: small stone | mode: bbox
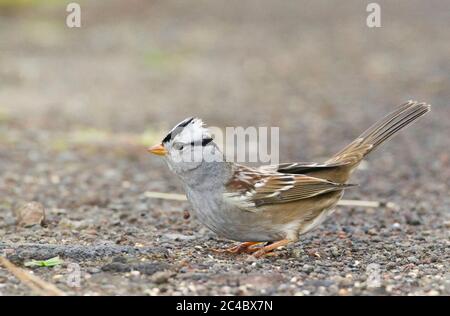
[427,290,440,296]
[112,256,128,263]
[151,271,174,284]
[302,264,314,273]
[135,262,169,275]
[14,202,45,227]
[338,288,348,296]
[87,268,101,274]
[52,275,64,282]
[367,228,378,236]
[330,246,340,257]
[405,213,422,226]
[292,248,303,258]
[386,262,396,270]
[392,223,401,230]
[101,262,131,273]
[144,288,160,296]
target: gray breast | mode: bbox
[186,187,286,242]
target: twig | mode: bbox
[0,256,67,296]
[143,191,398,209]
[339,199,398,210]
[338,199,380,208]
[144,191,188,201]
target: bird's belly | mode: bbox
[187,190,340,242]
[196,210,288,242]
[187,191,285,242]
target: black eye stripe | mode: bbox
[202,138,213,146]
[187,138,213,147]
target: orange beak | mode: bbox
[147,143,167,156]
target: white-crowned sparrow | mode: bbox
[148,101,430,257]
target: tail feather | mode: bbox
[326,100,430,166]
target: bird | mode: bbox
[148,100,430,257]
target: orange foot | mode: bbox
[213,241,263,254]
[253,239,291,258]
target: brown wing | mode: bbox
[224,165,355,211]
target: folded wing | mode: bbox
[224,165,355,211]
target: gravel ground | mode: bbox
[0,0,449,296]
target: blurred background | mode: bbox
[1,0,449,140]
[0,0,449,296]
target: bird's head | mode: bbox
[148,117,223,175]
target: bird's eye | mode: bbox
[174,143,184,151]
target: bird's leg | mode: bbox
[253,239,291,257]
[213,242,262,254]
[230,242,263,253]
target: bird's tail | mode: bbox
[326,100,431,166]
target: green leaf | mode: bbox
[24,256,64,268]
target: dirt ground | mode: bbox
[0,0,449,295]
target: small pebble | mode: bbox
[14,202,45,228]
